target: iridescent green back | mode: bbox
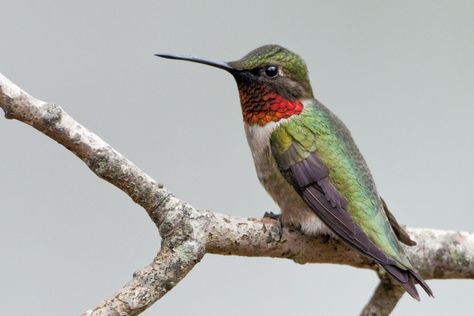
[271,100,411,267]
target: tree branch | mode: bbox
[1,73,473,316]
[360,278,405,316]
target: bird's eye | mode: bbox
[264,65,279,78]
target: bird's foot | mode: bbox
[263,211,283,241]
[263,211,280,220]
[321,233,331,244]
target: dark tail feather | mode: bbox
[383,264,434,300]
[410,269,434,298]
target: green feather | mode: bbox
[271,100,412,268]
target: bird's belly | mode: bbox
[250,142,330,235]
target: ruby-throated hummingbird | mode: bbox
[156,45,433,300]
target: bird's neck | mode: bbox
[237,82,303,126]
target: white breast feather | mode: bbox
[243,116,330,236]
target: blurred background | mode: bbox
[1,1,473,315]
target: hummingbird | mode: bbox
[156,45,433,300]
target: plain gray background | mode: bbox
[1,1,473,315]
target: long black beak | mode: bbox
[155,53,235,73]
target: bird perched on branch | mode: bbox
[156,44,433,300]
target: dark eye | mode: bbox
[264,65,279,78]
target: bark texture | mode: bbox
[1,73,473,316]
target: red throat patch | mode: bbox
[238,84,303,125]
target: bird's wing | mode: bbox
[270,123,432,299]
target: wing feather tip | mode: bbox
[383,264,434,300]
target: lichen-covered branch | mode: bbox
[360,278,405,316]
[1,72,473,316]
[0,74,166,216]
[204,213,474,279]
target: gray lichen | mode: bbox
[41,103,62,126]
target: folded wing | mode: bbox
[271,140,432,299]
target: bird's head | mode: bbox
[156,44,313,125]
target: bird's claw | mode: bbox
[263,211,283,241]
[321,233,331,244]
[263,211,280,220]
